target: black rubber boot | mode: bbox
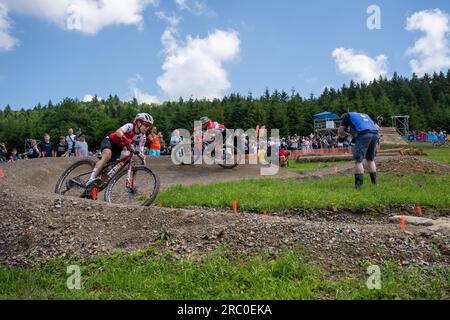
[355,174,364,189]
[370,172,377,185]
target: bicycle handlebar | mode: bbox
[126,145,145,163]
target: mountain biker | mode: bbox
[197,116,226,144]
[85,113,154,188]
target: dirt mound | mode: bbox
[376,157,450,175]
[332,156,450,176]
[0,156,449,270]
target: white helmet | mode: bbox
[135,113,154,125]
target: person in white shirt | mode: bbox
[66,128,77,157]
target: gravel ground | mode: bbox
[0,156,449,270]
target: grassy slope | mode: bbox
[1,249,449,300]
[409,142,450,163]
[156,175,450,212]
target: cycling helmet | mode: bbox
[135,113,154,125]
[200,116,210,123]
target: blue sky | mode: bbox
[0,0,449,109]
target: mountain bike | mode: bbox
[171,136,241,170]
[55,147,160,206]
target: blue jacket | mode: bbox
[347,112,379,133]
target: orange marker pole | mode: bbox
[401,215,406,234]
[263,209,268,216]
[91,188,98,201]
[232,200,238,214]
[417,206,422,217]
[0,168,4,179]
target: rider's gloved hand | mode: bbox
[121,136,133,147]
[129,144,138,154]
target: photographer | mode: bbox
[0,142,8,162]
[26,140,40,159]
[148,126,161,157]
[0,143,7,162]
[338,112,379,189]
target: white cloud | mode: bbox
[175,0,188,10]
[157,28,240,100]
[155,11,181,27]
[0,3,18,52]
[83,94,94,102]
[332,48,388,83]
[128,74,159,104]
[0,0,157,35]
[132,87,159,104]
[406,9,450,76]
[174,0,215,16]
[83,94,102,102]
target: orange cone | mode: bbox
[263,209,268,216]
[417,206,422,217]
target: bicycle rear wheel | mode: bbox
[216,145,241,169]
[104,166,160,206]
[171,144,194,165]
[55,159,96,197]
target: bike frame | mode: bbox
[100,150,145,191]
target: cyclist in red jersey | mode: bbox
[197,116,226,144]
[85,113,154,187]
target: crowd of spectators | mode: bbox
[407,130,447,142]
[279,134,352,151]
[0,128,92,163]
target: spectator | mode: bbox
[66,128,77,157]
[55,136,69,157]
[279,149,291,168]
[376,115,384,127]
[258,141,268,164]
[160,133,166,153]
[148,126,161,157]
[9,148,22,162]
[38,134,55,158]
[170,129,182,147]
[26,140,40,159]
[0,142,7,162]
[75,134,89,157]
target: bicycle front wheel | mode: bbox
[104,166,160,206]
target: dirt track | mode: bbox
[0,156,449,270]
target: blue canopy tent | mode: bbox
[313,112,341,135]
[313,112,339,120]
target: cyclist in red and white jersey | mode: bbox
[197,116,226,144]
[85,113,154,187]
